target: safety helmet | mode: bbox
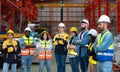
[81,19,89,24]
[58,23,65,27]
[7,30,14,35]
[40,31,49,35]
[70,27,78,33]
[98,15,111,23]
[40,31,50,39]
[24,27,32,32]
[88,29,98,36]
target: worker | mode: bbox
[94,15,114,72]
[87,29,98,72]
[73,19,90,72]
[53,23,69,72]
[67,27,80,72]
[19,27,36,72]
[37,31,52,72]
[2,30,18,72]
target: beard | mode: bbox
[99,27,105,32]
[81,27,86,31]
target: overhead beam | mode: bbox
[35,3,88,7]
[35,3,116,8]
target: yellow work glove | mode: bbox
[58,40,64,45]
[53,41,58,46]
[8,47,14,52]
[69,49,77,56]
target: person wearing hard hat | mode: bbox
[67,27,80,72]
[37,31,52,72]
[2,30,18,72]
[94,15,114,72]
[19,27,36,72]
[87,29,98,72]
[53,23,69,72]
[73,19,90,72]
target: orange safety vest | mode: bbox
[38,40,52,60]
[21,36,34,56]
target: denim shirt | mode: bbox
[73,30,90,57]
[94,29,114,53]
[67,36,80,58]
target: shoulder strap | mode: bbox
[79,30,88,40]
[97,31,111,46]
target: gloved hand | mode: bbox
[8,47,14,52]
[58,40,64,45]
[53,41,58,46]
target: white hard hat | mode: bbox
[88,29,98,36]
[24,27,32,32]
[81,19,89,24]
[98,15,111,23]
[58,23,65,27]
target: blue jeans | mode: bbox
[69,57,80,72]
[39,60,51,72]
[55,54,66,72]
[20,55,33,72]
[2,63,17,72]
[97,61,112,72]
[79,56,89,72]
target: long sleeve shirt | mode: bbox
[94,29,114,52]
[73,30,90,57]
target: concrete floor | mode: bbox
[0,58,71,72]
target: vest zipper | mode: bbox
[28,37,30,55]
[45,41,46,60]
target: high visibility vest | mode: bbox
[97,31,114,61]
[38,40,52,60]
[21,36,34,56]
[88,43,97,65]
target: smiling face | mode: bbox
[43,33,48,40]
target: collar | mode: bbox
[59,32,65,37]
[6,39,14,43]
[101,29,108,35]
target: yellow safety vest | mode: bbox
[88,43,97,65]
[21,36,34,56]
[38,40,52,60]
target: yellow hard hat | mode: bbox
[40,31,49,35]
[7,30,14,35]
[40,31,50,38]
[70,27,78,33]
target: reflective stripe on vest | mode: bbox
[97,31,114,61]
[38,50,52,60]
[21,36,34,56]
[38,40,52,60]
